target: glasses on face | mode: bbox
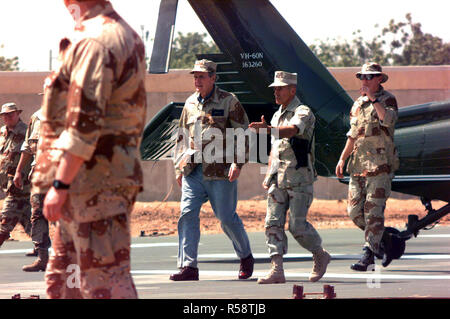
[356,74,380,81]
[1,112,18,119]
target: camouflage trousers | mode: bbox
[0,192,31,245]
[45,189,138,299]
[265,184,322,256]
[30,193,51,250]
[347,173,393,256]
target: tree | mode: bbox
[309,14,449,67]
[0,45,19,71]
[169,32,220,69]
[383,13,450,65]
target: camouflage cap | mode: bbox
[268,71,297,87]
[356,62,388,83]
[0,102,22,115]
[190,59,217,74]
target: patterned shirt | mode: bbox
[32,1,147,195]
[21,109,41,159]
[174,86,249,180]
[0,120,30,194]
[268,96,316,188]
[346,86,399,176]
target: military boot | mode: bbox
[25,247,38,257]
[22,249,49,272]
[350,247,375,271]
[257,254,285,284]
[309,248,331,282]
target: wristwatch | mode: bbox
[52,180,70,190]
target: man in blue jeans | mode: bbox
[171,59,254,281]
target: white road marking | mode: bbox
[193,253,450,260]
[418,234,450,238]
[131,243,178,248]
[131,270,450,280]
[0,242,179,255]
[0,249,33,255]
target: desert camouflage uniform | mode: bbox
[32,1,146,299]
[346,87,398,256]
[21,109,51,252]
[264,96,322,256]
[0,119,32,245]
[174,85,250,179]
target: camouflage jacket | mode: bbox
[267,96,317,189]
[0,120,31,194]
[32,2,147,196]
[174,86,249,180]
[346,86,399,177]
[20,109,41,180]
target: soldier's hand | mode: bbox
[248,115,269,133]
[228,164,241,182]
[262,176,270,190]
[176,175,183,187]
[13,171,23,190]
[43,187,68,222]
[335,159,345,179]
[360,86,375,101]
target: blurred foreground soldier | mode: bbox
[33,0,147,298]
[171,59,254,281]
[0,103,32,247]
[335,62,399,271]
[14,109,51,272]
[249,71,330,284]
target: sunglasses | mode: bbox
[356,74,381,81]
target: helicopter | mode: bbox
[140,0,450,262]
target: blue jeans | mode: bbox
[178,165,252,268]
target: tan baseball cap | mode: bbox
[356,62,388,83]
[268,71,297,87]
[0,102,22,115]
[190,59,217,73]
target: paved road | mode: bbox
[1,226,449,300]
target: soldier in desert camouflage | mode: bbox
[33,0,147,298]
[249,71,331,284]
[336,62,399,271]
[170,59,254,281]
[14,108,52,272]
[0,103,32,248]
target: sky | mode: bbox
[0,0,449,71]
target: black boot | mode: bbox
[350,247,375,271]
[169,267,199,281]
[239,254,254,280]
[25,247,38,257]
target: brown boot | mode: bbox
[22,249,49,272]
[309,248,331,282]
[257,254,286,284]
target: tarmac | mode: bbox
[1,226,449,301]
